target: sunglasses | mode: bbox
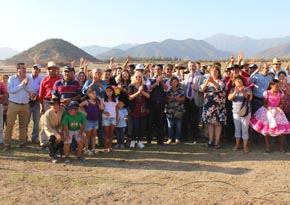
[69,108,78,111]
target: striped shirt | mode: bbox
[52,79,81,99]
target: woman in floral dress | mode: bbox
[200,65,226,149]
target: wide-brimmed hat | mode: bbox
[47,61,59,69]
[49,98,61,104]
[240,61,249,67]
[272,58,281,65]
[227,64,241,71]
[67,101,79,110]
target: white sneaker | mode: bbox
[137,141,145,149]
[84,150,93,156]
[130,140,135,148]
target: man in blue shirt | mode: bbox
[4,63,33,151]
[26,64,44,144]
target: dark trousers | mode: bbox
[131,116,146,142]
[182,98,200,142]
[147,105,165,144]
[224,99,235,142]
[251,97,264,143]
[48,136,64,158]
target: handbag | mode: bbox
[237,96,249,117]
[174,110,184,119]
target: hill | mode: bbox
[204,33,290,55]
[0,47,19,60]
[3,39,97,66]
[96,39,231,60]
[251,43,290,59]
[82,43,138,56]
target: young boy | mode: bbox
[61,101,86,163]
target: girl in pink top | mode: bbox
[250,79,290,152]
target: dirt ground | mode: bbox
[1,137,290,205]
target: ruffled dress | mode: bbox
[250,90,290,136]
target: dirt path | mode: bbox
[1,142,290,205]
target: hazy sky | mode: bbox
[1,0,289,51]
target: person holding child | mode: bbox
[79,87,104,156]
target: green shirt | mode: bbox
[61,111,86,131]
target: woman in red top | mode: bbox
[128,73,150,149]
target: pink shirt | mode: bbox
[263,90,283,107]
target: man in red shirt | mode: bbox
[39,61,61,114]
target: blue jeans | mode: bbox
[26,101,40,142]
[116,127,126,145]
[167,117,182,140]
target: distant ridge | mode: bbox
[251,43,290,59]
[3,39,97,66]
[96,38,231,60]
[0,47,19,60]
[204,33,290,55]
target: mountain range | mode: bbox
[204,33,290,56]
[81,43,139,56]
[0,47,19,60]
[96,39,231,60]
[2,34,290,64]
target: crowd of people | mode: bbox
[2,53,290,163]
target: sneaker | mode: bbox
[114,144,120,149]
[77,156,86,162]
[166,139,173,144]
[51,157,58,163]
[130,140,136,149]
[3,145,11,152]
[207,142,214,147]
[176,139,181,144]
[215,143,221,149]
[64,158,71,164]
[137,141,145,149]
[84,150,93,156]
[20,143,27,149]
[120,144,125,149]
[91,149,99,155]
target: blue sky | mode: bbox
[1,0,289,51]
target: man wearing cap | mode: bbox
[40,98,65,163]
[39,61,62,114]
[147,64,168,145]
[52,65,82,106]
[4,63,34,151]
[26,64,44,144]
